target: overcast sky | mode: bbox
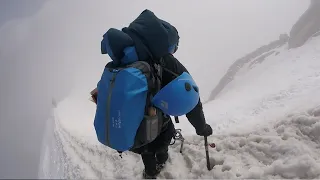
[0,0,309,178]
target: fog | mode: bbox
[0,0,46,27]
[0,0,309,178]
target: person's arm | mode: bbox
[160,54,211,136]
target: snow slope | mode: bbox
[39,36,320,179]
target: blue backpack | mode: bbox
[94,61,163,152]
[94,29,164,152]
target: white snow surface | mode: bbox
[39,37,320,179]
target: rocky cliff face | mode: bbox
[207,0,320,102]
[288,0,320,49]
[207,34,289,102]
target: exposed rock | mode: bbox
[288,0,320,49]
[207,34,288,102]
[207,0,320,102]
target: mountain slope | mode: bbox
[39,36,320,179]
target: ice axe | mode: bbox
[204,136,215,171]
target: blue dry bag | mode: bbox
[94,61,157,151]
[94,28,164,152]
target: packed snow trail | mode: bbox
[42,107,320,179]
[39,36,320,179]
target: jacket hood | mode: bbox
[101,9,179,63]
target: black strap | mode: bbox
[174,116,179,123]
[125,29,181,122]
[117,151,123,158]
[162,66,179,78]
[127,30,163,93]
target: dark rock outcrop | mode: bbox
[288,0,320,49]
[207,34,289,102]
[206,1,320,103]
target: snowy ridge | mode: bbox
[207,35,289,102]
[210,108,320,179]
[39,36,320,179]
[43,106,320,179]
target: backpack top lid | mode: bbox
[100,9,179,64]
[152,72,200,116]
[101,28,139,66]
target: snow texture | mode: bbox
[39,36,320,179]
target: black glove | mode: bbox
[196,124,212,136]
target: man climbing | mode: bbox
[91,9,212,179]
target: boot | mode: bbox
[142,163,165,179]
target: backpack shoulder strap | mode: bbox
[158,57,179,78]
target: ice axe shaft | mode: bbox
[204,136,214,170]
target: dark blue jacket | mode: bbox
[101,9,179,62]
[122,9,179,61]
[101,9,207,135]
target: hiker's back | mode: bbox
[93,9,200,153]
[92,9,212,179]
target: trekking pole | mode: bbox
[204,136,214,171]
